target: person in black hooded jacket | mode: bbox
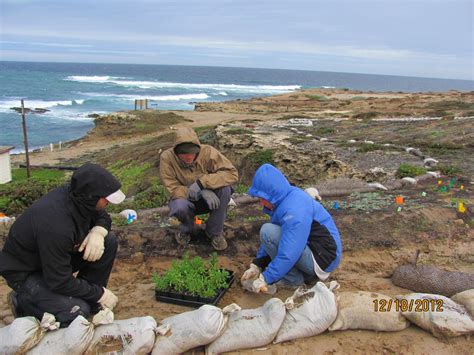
[0,163,125,326]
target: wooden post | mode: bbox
[134,99,137,110]
[20,99,31,178]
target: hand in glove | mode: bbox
[241,263,261,282]
[98,287,118,310]
[201,189,220,210]
[79,226,108,262]
[251,274,270,293]
[188,181,202,201]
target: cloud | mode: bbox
[2,27,457,63]
[1,40,92,48]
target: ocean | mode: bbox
[1,61,473,152]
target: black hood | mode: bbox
[69,163,121,220]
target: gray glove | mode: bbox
[201,189,220,210]
[188,181,202,201]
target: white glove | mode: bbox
[251,274,269,293]
[79,226,108,262]
[98,287,118,310]
[241,263,261,282]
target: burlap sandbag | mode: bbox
[273,281,339,343]
[392,264,474,297]
[398,293,474,338]
[206,298,286,354]
[328,291,409,332]
[451,289,474,316]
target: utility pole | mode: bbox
[20,99,31,178]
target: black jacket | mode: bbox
[0,163,120,302]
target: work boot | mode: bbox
[7,291,22,318]
[208,233,228,251]
[174,231,191,246]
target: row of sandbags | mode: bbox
[328,289,474,338]
[1,286,473,354]
[0,281,339,355]
[0,309,157,355]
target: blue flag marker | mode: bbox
[127,213,136,224]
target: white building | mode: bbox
[0,146,14,184]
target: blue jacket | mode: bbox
[248,164,342,284]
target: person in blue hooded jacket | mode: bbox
[241,164,342,293]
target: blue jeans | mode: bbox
[260,223,316,285]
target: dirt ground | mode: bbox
[2,89,474,354]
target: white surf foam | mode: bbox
[80,92,209,101]
[0,99,85,113]
[66,76,300,93]
[65,75,126,83]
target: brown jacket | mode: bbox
[160,127,239,199]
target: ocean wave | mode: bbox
[66,76,300,93]
[0,99,85,112]
[65,75,127,83]
[79,92,209,101]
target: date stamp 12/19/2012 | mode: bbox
[373,298,444,312]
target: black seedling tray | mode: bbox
[155,270,234,308]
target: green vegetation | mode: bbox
[0,168,67,215]
[246,149,274,167]
[315,127,335,135]
[356,143,389,153]
[234,183,249,194]
[11,168,65,182]
[152,252,230,298]
[94,111,186,137]
[396,163,427,178]
[305,94,327,101]
[437,165,463,176]
[427,100,474,111]
[195,125,217,145]
[108,160,155,195]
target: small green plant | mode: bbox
[152,252,230,298]
[234,183,249,194]
[246,149,274,166]
[305,94,327,101]
[396,163,427,178]
[438,165,462,176]
[315,127,335,135]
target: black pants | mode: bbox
[6,232,118,327]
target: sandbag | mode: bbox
[0,313,58,354]
[392,264,474,297]
[152,304,233,355]
[328,291,409,332]
[29,309,113,355]
[86,316,157,355]
[274,281,338,343]
[451,289,474,315]
[206,298,286,354]
[398,293,474,338]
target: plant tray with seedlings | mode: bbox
[153,252,234,308]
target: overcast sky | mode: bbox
[0,0,472,80]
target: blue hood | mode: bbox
[248,164,292,207]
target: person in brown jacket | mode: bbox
[160,127,238,250]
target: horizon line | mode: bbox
[2,59,472,83]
